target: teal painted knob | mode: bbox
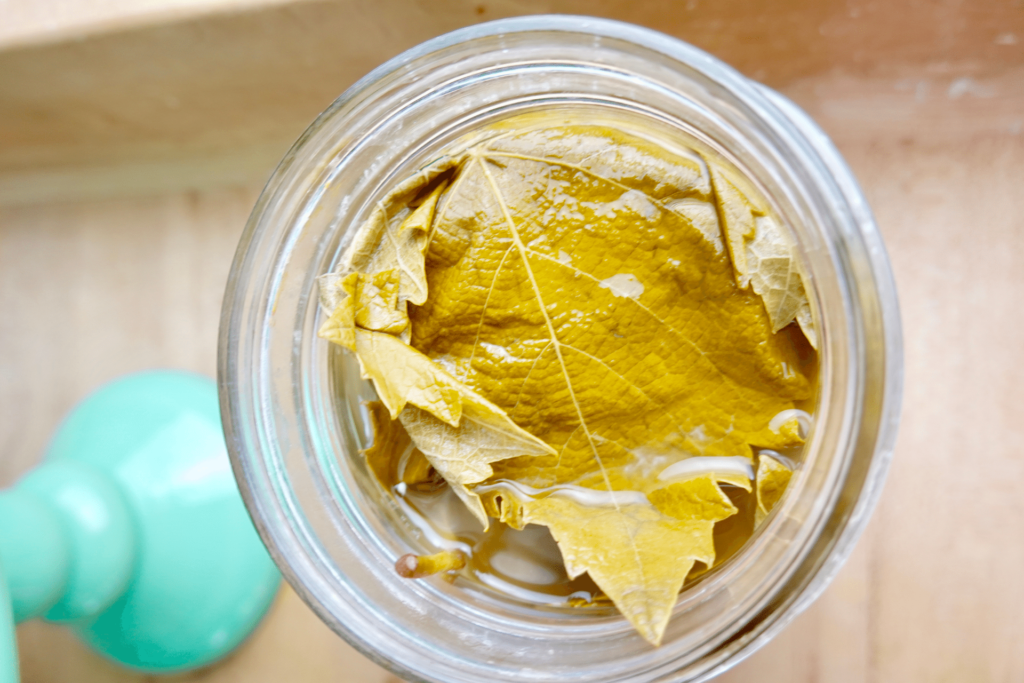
[0,371,280,680]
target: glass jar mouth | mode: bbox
[219,15,902,683]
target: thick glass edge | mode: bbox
[218,14,904,682]
[218,177,419,681]
[689,89,904,681]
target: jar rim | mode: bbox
[219,15,902,683]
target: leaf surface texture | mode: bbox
[320,121,814,644]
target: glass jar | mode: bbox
[219,15,902,683]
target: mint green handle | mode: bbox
[0,562,16,683]
[0,371,280,679]
[2,461,134,624]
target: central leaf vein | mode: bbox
[478,155,649,588]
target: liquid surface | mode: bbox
[397,482,604,604]
[362,402,813,607]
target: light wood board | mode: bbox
[2,0,1021,205]
[2,2,1023,681]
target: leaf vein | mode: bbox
[510,341,554,420]
[464,244,515,381]
[559,342,687,437]
[484,151,694,221]
[478,155,649,590]
[524,247,712,367]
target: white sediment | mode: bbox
[656,455,754,482]
[474,569,567,605]
[475,480,649,508]
[768,408,813,438]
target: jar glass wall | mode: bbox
[219,16,902,683]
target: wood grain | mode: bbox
[2,1,1023,681]
[0,0,295,50]
[1,0,1021,204]
[0,187,401,682]
[720,70,1024,683]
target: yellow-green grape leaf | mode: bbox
[648,474,741,522]
[405,122,812,643]
[362,401,438,491]
[396,401,554,525]
[320,119,815,645]
[411,124,810,468]
[323,322,553,526]
[363,400,414,490]
[773,416,804,445]
[482,474,737,645]
[319,164,455,317]
[688,482,758,584]
[710,166,817,349]
[318,162,554,527]
[755,452,794,526]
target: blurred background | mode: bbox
[2,1,1022,681]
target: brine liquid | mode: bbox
[368,329,815,606]
[387,462,779,606]
[333,319,816,607]
[392,479,605,605]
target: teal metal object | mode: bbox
[0,371,280,680]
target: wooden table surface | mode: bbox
[2,1,1023,681]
